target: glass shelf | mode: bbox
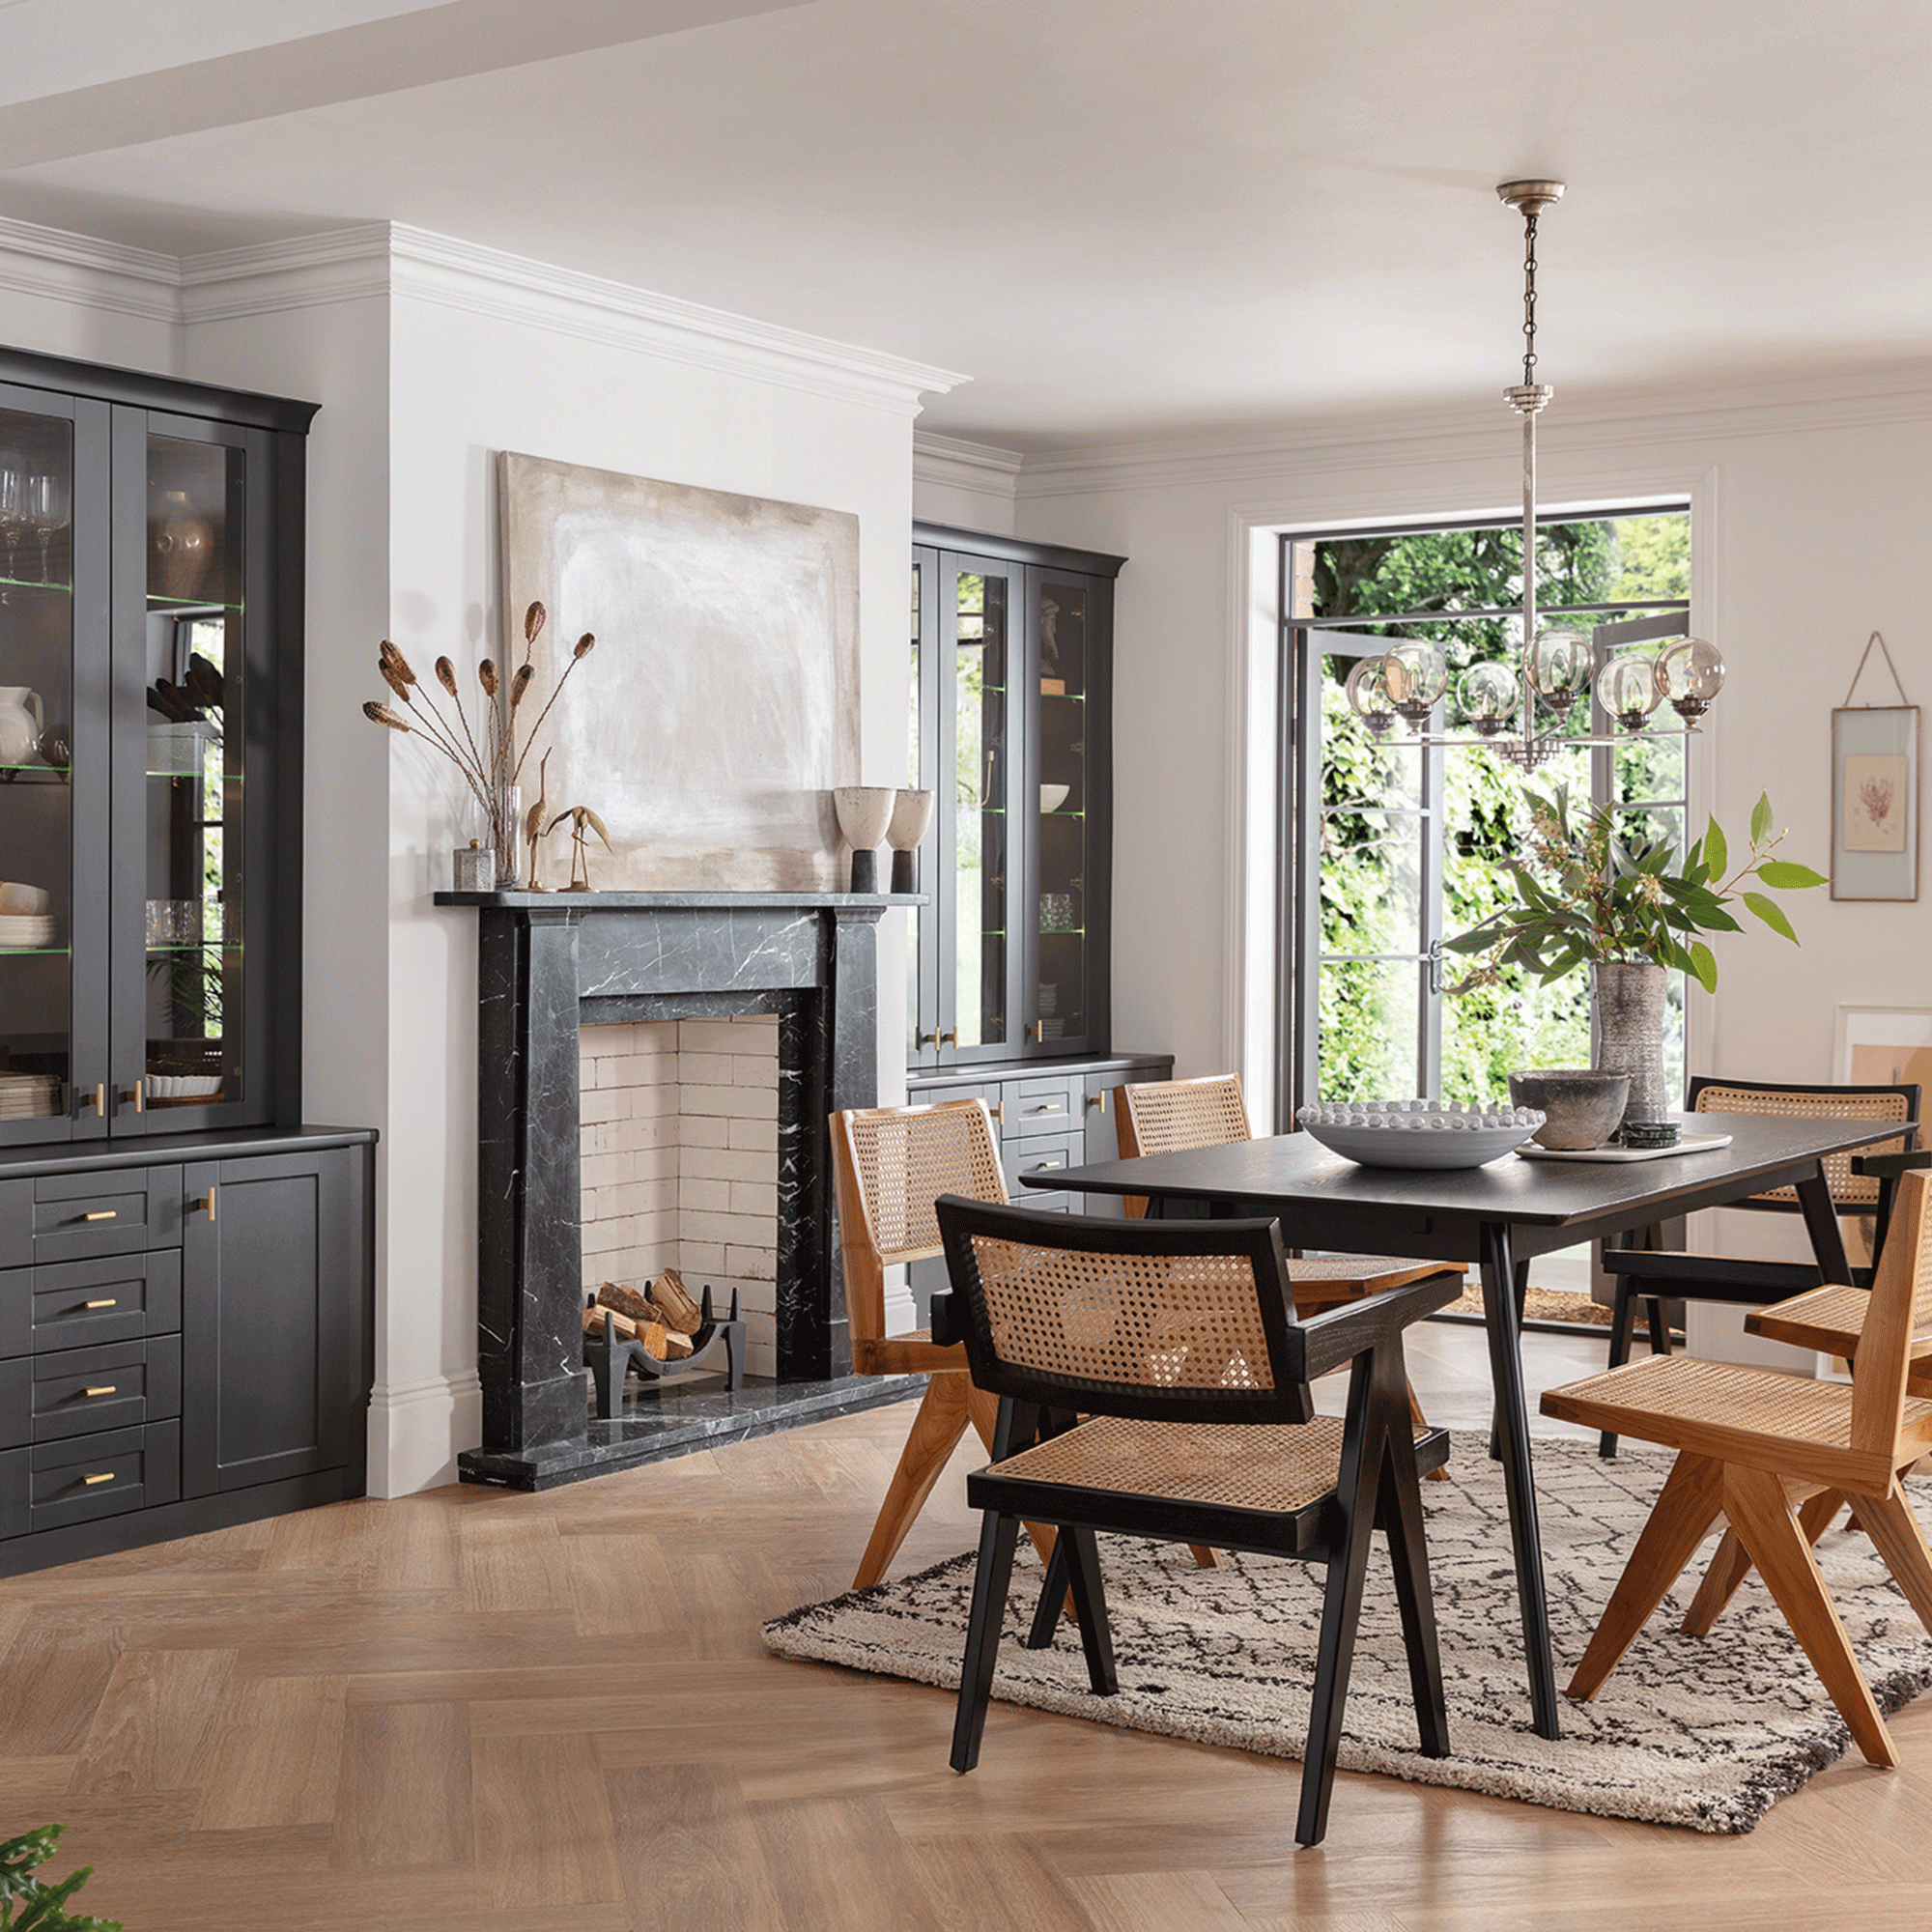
[145,768,240,781]
[145,944,239,954]
[0,765,71,781]
[145,594,243,612]
[0,574,71,594]
[0,947,70,956]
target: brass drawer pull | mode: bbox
[82,1472,114,1487]
[1028,1101,1065,1115]
[84,1385,118,1397]
[1031,1157,1065,1171]
[83,1210,117,1222]
[195,1189,216,1222]
[83,1298,118,1310]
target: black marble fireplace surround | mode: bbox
[436,891,921,1491]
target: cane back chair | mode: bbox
[1542,1167,1932,1767]
[1597,1077,1918,1456]
[935,1194,1458,1846]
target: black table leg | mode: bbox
[1795,1164,1853,1283]
[1479,1218,1562,1741]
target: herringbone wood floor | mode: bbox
[9,1322,1932,1930]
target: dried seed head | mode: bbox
[380,640,417,685]
[363,700,412,733]
[509,663,535,709]
[380,662,413,703]
[524,601,546,645]
[573,632,595,659]
[478,659,499,698]
[435,656,459,696]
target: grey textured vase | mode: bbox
[1593,959,1668,1129]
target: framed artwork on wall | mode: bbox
[1834,1004,1932,1094]
[1831,632,1918,901]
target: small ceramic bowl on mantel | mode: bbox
[1507,1068,1631,1151]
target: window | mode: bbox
[1280,508,1691,1120]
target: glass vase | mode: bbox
[1592,959,1668,1130]
[492,781,523,891]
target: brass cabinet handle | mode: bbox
[1086,1091,1107,1113]
[83,1210,117,1222]
[918,1030,959,1049]
[122,1080,143,1113]
[1027,1100,1065,1116]
[1028,1021,1045,1042]
[84,1385,117,1397]
[77,1083,104,1117]
[989,1103,1004,1123]
[82,1473,114,1487]
[1030,1157,1065,1171]
[83,1298,118,1310]
[195,1188,216,1222]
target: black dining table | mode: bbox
[1023,1110,1904,1741]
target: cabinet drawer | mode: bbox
[25,1252,182,1355]
[26,1336,182,1444]
[32,1168,182,1263]
[1005,1125,1085,1200]
[1003,1076,1083,1136]
[15,1421,181,1534]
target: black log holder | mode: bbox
[584,1284,747,1419]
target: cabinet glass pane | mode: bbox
[952,569,1007,1048]
[1037,575,1088,1044]
[0,406,74,1123]
[143,436,243,1112]
[907,561,921,1057]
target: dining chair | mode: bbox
[934,1193,1458,1846]
[1541,1167,1932,1767]
[1596,1076,1918,1457]
[1116,1073,1463,1439]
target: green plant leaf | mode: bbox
[1741,890,1799,942]
[1689,941,1719,993]
[1702,815,1728,879]
[1750,792,1774,845]
[1757,860,1829,890]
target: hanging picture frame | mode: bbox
[1831,631,1918,901]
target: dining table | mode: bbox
[1023,1110,1908,1741]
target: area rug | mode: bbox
[763,1434,1932,1833]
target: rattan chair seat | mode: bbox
[1286,1255,1464,1292]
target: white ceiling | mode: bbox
[4,0,1930,448]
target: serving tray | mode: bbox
[1517,1131,1734,1164]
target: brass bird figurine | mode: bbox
[523,751,552,892]
[546,803,612,893]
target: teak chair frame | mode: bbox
[935,1195,1459,1846]
[1542,1168,1932,1767]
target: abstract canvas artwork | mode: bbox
[499,451,860,891]
[1836,1005,1932,1095]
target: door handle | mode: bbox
[1029,1021,1045,1042]
[194,1188,216,1223]
[121,1080,143,1114]
[1086,1091,1107,1113]
[76,1083,104,1118]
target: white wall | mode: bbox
[1011,381,1932,1119]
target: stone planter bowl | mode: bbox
[1507,1067,1632,1151]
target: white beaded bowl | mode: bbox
[1294,1100,1546,1170]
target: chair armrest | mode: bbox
[1290,1268,1463,1383]
[1853,1150,1931,1180]
[1599,1250,1831,1295]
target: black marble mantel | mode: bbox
[434,889,919,1489]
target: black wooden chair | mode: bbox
[932,1195,1458,1847]
[1598,1076,1918,1457]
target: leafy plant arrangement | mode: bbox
[361,600,596,877]
[1447,787,1828,994]
[0,1825,121,1930]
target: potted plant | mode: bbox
[1446,787,1828,1128]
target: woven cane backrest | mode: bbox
[838,1100,1008,1266]
[1693,1083,1913,1207]
[1117,1075,1253,1162]
[1850,1170,1932,1457]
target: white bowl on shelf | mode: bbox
[1039,783,1069,812]
[1295,1099,1545,1170]
[146,1074,223,1099]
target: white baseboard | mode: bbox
[366,1369,482,1497]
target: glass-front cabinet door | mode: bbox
[0,385,109,1147]
[110,412,274,1133]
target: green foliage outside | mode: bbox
[1310,514,1690,1105]
[0,1826,120,1931]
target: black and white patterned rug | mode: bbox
[763,1433,1932,1833]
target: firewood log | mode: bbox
[596,1281,656,1326]
[649,1267,704,1334]
[582,1304,638,1340]
[639,1321,669,1361]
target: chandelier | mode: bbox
[1343,180,1724,769]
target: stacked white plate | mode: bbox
[0,1072,62,1119]
[0,913,56,950]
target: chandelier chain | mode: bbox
[1521,210,1539,386]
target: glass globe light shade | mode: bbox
[1653,636,1726,720]
[1526,627,1592,711]
[1381,639,1449,722]
[1456,661,1519,737]
[1344,656,1396,737]
[1596,654,1663,732]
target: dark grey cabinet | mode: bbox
[0,1129,374,1577]
[908,525,1123,1071]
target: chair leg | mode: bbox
[1567,1449,1725,1701]
[1407,1381,1447,1482]
[1600,1278,1638,1459]
[1851,1476,1932,1637]
[1722,1463,1895,1767]
[1681,1490,1842,1636]
[1644,1296,1673,1355]
[1025,1537,1069,1650]
[853,1372,973,1589]
[1059,1524,1119,1695]
[950,1508,1023,1774]
[1374,1425,1449,1758]
[967,1381,1061,1577]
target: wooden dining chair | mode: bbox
[1597,1078,1918,1457]
[1117,1073,1463,1440]
[1540,1167,1932,1767]
[935,1193,1458,1846]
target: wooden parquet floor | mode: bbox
[9,1328,1932,1929]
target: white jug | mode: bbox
[0,687,43,766]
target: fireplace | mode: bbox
[440,889,913,1490]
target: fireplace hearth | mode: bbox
[437,889,922,1491]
